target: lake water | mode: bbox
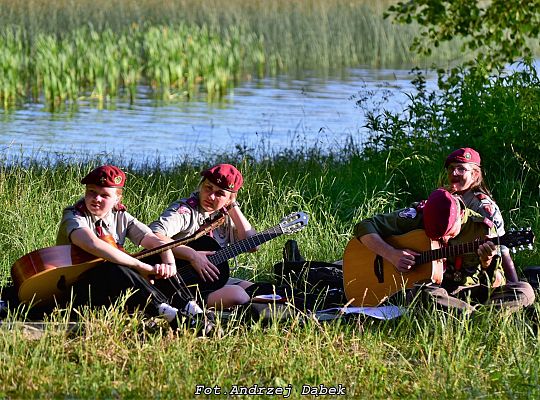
[0,67,435,166]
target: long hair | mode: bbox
[442,164,494,199]
[467,164,494,198]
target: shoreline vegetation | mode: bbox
[0,0,462,109]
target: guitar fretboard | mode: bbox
[418,242,478,264]
[416,236,506,265]
[209,226,283,265]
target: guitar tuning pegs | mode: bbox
[511,247,517,254]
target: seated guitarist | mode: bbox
[149,163,254,309]
[56,165,211,332]
[354,188,534,312]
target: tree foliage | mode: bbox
[385,0,540,69]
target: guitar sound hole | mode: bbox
[57,275,67,291]
[374,255,384,283]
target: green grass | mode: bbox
[0,146,539,398]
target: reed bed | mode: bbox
[0,0,460,109]
[0,23,265,108]
[0,149,539,398]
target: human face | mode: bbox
[84,184,120,218]
[199,180,233,213]
[446,162,478,193]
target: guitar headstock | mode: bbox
[500,228,535,251]
[279,211,309,235]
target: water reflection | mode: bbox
[0,68,436,166]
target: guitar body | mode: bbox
[11,245,105,305]
[343,230,442,306]
[153,235,231,301]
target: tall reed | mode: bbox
[0,0,461,108]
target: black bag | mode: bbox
[523,266,540,290]
[245,282,345,312]
[274,261,344,292]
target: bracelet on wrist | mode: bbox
[226,201,240,211]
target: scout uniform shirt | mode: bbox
[462,190,505,236]
[354,203,504,288]
[56,200,152,247]
[149,192,237,247]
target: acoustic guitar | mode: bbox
[154,211,310,297]
[343,228,535,307]
[11,214,226,306]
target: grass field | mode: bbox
[0,146,539,398]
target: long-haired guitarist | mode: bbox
[149,163,255,308]
[443,147,518,282]
[56,165,210,331]
[353,188,534,312]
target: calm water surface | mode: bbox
[0,68,435,166]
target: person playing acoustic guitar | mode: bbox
[353,188,534,312]
[56,165,212,333]
[149,163,255,309]
[443,147,518,283]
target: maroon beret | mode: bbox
[445,147,481,167]
[201,163,243,192]
[81,165,126,188]
[423,188,460,240]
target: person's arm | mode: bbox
[152,232,220,282]
[359,233,419,273]
[501,249,518,282]
[139,233,176,278]
[226,200,258,252]
[226,201,256,240]
[354,207,422,272]
[70,227,164,279]
[477,239,505,287]
[465,192,518,282]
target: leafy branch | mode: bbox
[385,0,540,70]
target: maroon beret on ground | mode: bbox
[445,147,481,167]
[81,165,126,188]
[201,163,243,192]
[423,188,460,240]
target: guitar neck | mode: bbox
[131,215,225,260]
[132,235,200,260]
[417,237,493,264]
[209,225,283,265]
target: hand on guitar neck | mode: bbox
[71,227,177,280]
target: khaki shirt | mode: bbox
[354,204,503,287]
[56,200,151,247]
[462,190,505,236]
[149,192,236,247]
